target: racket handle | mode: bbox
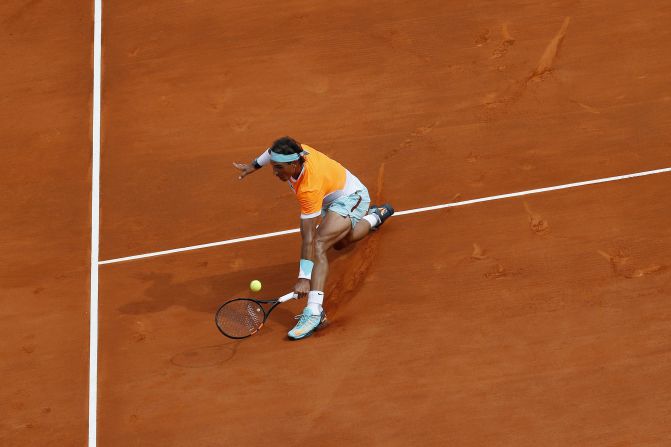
[278,292,298,303]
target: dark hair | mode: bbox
[270,136,302,155]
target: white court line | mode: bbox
[100,166,671,266]
[89,0,102,446]
[394,167,671,216]
[99,227,302,265]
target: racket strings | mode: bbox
[216,300,264,338]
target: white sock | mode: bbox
[307,290,324,314]
[363,213,380,228]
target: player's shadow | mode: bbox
[117,235,378,333]
[117,261,297,327]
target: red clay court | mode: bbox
[2,1,670,446]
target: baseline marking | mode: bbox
[100,167,671,265]
[89,0,102,446]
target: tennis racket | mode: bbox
[215,292,298,339]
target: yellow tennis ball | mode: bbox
[249,280,262,292]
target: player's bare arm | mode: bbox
[233,160,260,180]
[294,216,318,297]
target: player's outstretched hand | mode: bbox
[233,162,256,180]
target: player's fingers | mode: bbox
[233,163,247,180]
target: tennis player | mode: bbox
[234,136,394,340]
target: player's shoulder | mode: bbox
[303,144,333,158]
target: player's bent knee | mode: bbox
[315,237,331,255]
[333,239,349,251]
[316,231,347,254]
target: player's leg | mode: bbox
[333,219,369,250]
[333,194,394,249]
[311,211,352,290]
[288,190,394,340]
[288,211,349,340]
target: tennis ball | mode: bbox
[249,280,262,292]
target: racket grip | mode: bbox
[278,292,298,303]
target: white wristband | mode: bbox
[255,148,271,167]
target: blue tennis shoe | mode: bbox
[288,307,326,340]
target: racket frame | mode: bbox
[215,292,296,339]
